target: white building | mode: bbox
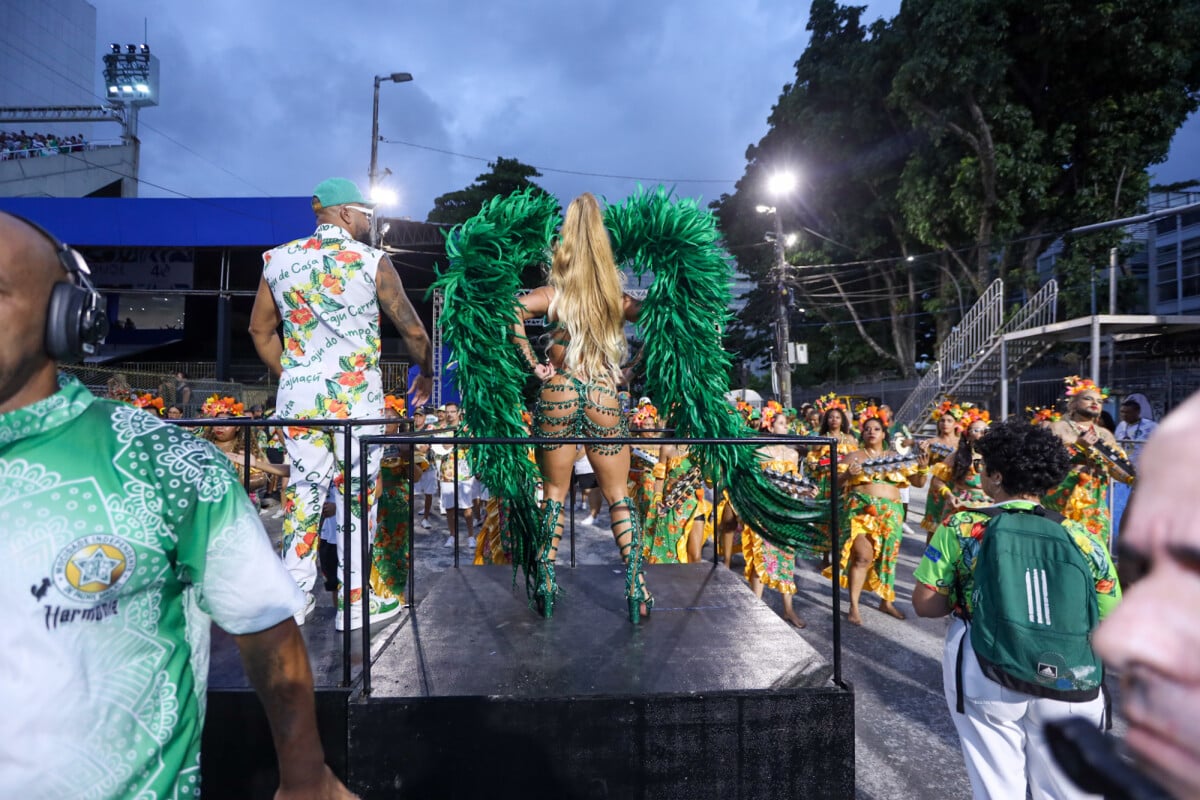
[1148,190,1200,313]
[0,0,140,197]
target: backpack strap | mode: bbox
[1101,677,1112,731]
[977,503,1065,526]
[955,628,967,714]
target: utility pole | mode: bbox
[759,171,798,406]
[771,210,791,406]
[368,72,413,246]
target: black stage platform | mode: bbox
[204,564,855,799]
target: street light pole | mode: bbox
[760,170,797,405]
[771,210,792,406]
[368,71,413,246]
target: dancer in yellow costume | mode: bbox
[911,400,962,534]
[643,440,713,564]
[729,404,810,627]
[912,404,989,542]
[628,401,663,525]
[371,396,411,604]
[806,396,859,557]
[824,406,917,626]
[1044,376,1134,542]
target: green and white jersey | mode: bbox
[0,376,304,799]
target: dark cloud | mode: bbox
[91,0,1198,220]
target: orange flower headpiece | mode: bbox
[931,400,965,423]
[1026,405,1061,426]
[857,404,890,429]
[960,403,991,427]
[201,395,244,417]
[815,392,847,414]
[131,393,165,415]
[632,401,659,427]
[760,400,784,430]
[384,394,405,415]
[732,399,759,426]
[1064,375,1109,399]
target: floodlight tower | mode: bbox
[103,43,159,196]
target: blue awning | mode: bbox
[0,196,315,247]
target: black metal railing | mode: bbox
[169,417,847,694]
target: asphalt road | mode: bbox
[260,485,1125,799]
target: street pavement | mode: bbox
[260,484,1125,798]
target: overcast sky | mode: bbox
[89,0,1198,220]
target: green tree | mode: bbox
[427,157,551,226]
[715,1,934,382]
[719,0,1200,386]
[890,0,1200,297]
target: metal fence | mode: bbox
[165,416,848,694]
[63,360,411,416]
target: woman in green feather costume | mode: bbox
[435,185,825,624]
[513,192,652,622]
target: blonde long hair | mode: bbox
[547,193,627,385]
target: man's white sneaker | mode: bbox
[334,592,403,632]
[580,514,597,526]
[901,523,915,536]
[420,517,432,530]
[443,536,454,547]
[293,593,316,626]
[466,536,477,549]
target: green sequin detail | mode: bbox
[533,372,628,455]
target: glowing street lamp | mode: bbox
[767,171,798,197]
[369,72,413,246]
[370,186,398,206]
[757,170,799,403]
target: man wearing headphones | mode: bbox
[0,212,356,799]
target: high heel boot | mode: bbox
[534,499,564,618]
[610,497,653,624]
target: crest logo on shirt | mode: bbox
[52,535,135,603]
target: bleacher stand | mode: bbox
[0,130,88,160]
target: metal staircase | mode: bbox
[949,279,1058,399]
[894,279,1003,431]
[894,278,1059,432]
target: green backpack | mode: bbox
[956,505,1103,708]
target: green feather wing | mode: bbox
[606,187,825,553]
[432,188,561,598]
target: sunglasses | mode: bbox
[344,205,375,218]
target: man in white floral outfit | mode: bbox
[0,212,355,799]
[250,178,432,631]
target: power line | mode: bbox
[3,41,274,196]
[379,137,737,185]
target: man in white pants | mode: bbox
[435,402,476,549]
[414,414,441,528]
[913,420,1121,799]
[249,177,432,631]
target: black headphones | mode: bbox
[8,213,109,361]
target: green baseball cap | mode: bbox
[311,177,374,211]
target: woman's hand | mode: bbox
[533,362,556,382]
